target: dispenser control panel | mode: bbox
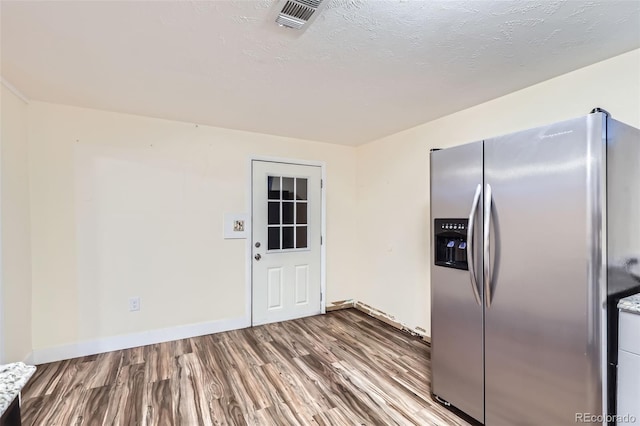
[439,222,467,231]
[434,218,469,270]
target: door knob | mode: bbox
[254,254,261,261]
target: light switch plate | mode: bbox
[224,213,248,239]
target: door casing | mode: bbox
[247,156,327,326]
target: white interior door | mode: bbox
[251,160,322,326]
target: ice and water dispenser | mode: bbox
[434,218,469,270]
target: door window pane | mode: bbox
[266,174,311,252]
[268,176,280,200]
[296,226,308,248]
[296,203,307,224]
[268,202,280,225]
[282,177,295,200]
[268,227,280,250]
[283,202,294,224]
[296,178,308,200]
[282,227,294,249]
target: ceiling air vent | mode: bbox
[276,0,324,29]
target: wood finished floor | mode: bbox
[21,309,471,425]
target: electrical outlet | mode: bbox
[129,297,140,312]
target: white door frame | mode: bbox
[246,156,326,326]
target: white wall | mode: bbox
[17,47,640,360]
[0,83,33,363]
[28,102,357,355]
[356,48,640,336]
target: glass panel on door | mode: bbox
[266,176,309,251]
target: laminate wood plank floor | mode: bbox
[21,309,471,425]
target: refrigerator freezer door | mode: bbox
[430,141,484,423]
[484,115,605,425]
[607,118,640,415]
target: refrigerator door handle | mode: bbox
[484,184,493,307]
[466,184,482,306]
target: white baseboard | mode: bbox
[31,301,429,365]
[32,316,250,365]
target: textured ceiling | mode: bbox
[1,0,639,145]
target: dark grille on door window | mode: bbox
[267,176,308,251]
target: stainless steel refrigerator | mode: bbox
[430,110,640,425]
